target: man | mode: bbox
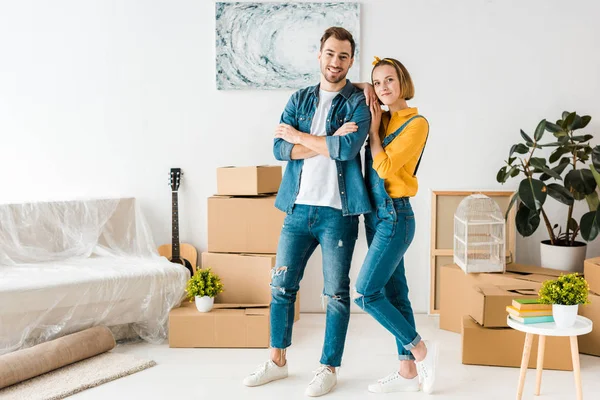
[243,27,372,397]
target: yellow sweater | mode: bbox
[372,107,429,198]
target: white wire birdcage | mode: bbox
[453,194,506,273]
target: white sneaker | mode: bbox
[305,365,337,397]
[368,371,420,393]
[243,360,288,387]
[416,340,438,394]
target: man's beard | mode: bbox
[322,65,347,84]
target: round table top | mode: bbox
[506,315,593,336]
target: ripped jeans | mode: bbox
[354,197,421,360]
[270,204,358,367]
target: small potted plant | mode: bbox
[538,273,590,328]
[497,111,600,272]
[185,268,224,312]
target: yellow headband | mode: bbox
[372,56,394,66]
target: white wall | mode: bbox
[1,0,600,313]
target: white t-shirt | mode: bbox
[295,89,342,210]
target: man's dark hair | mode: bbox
[319,27,355,58]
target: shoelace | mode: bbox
[378,372,400,384]
[417,362,429,379]
[309,366,332,387]
[251,361,270,377]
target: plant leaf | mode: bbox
[586,191,599,212]
[496,166,507,183]
[571,115,584,130]
[549,147,570,163]
[508,166,520,178]
[518,178,547,210]
[521,129,533,144]
[565,112,576,130]
[516,204,540,237]
[568,217,579,233]
[572,134,593,142]
[592,146,600,171]
[580,115,592,129]
[510,143,529,156]
[580,210,600,241]
[547,183,575,205]
[529,157,547,170]
[545,121,564,134]
[590,164,600,192]
[565,169,597,196]
[534,119,546,141]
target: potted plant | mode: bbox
[185,268,224,312]
[497,111,600,272]
[538,273,590,328]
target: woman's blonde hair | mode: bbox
[371,58,414,100]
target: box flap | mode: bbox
[245,307,269,316]
[585,256,600,266]
[475,283,539,297]
[506,263,563,277]
[214,303,270,309]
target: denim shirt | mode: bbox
[273,80,373,216]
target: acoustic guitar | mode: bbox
[158,168,197,276]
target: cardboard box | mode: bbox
[579,292,600,357]
[462,316,573,371]
[504,263,563,284]
[469,283,541,328]
[169,302,270,348]
[208,195,285,254]
[584,257,600,295]
[440,264,530,333]
[217,165,282,196]
[201,252,299,322]
[440,263,563,333]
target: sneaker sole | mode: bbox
[305,384,336,397]
[368,385,420,393]
[243,373,288,387]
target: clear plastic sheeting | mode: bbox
[0,198,189,355]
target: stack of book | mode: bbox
[506,298,554,324]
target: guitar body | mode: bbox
[158,243,197,275]
[160,168,197,277]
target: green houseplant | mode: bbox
[497,111,600,272]
[538,273,590,328]
[185,268,224,313]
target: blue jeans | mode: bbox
[270,205,358,367]
[354,197,421,360]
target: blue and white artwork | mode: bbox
[215,2,360,90]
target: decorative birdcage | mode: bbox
[454,194,506,273]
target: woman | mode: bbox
[344,57,436,394]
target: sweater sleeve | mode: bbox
[372,118,429,179]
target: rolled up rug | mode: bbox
[0,326,116,389]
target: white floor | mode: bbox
[73,314,600,400]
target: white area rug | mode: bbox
[0,352,156,400]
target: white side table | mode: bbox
[507,315,593,400]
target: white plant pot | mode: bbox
[552,304,578,328]
[195,296,214,313]
[540,240,586,273]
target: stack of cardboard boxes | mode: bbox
[580,257,600,356]
[169,166,299,348]
[440,261,600,371]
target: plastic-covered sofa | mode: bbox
[0,198,189,355]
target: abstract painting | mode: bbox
[215,2,360,90]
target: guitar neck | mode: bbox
[172,191,181,259]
